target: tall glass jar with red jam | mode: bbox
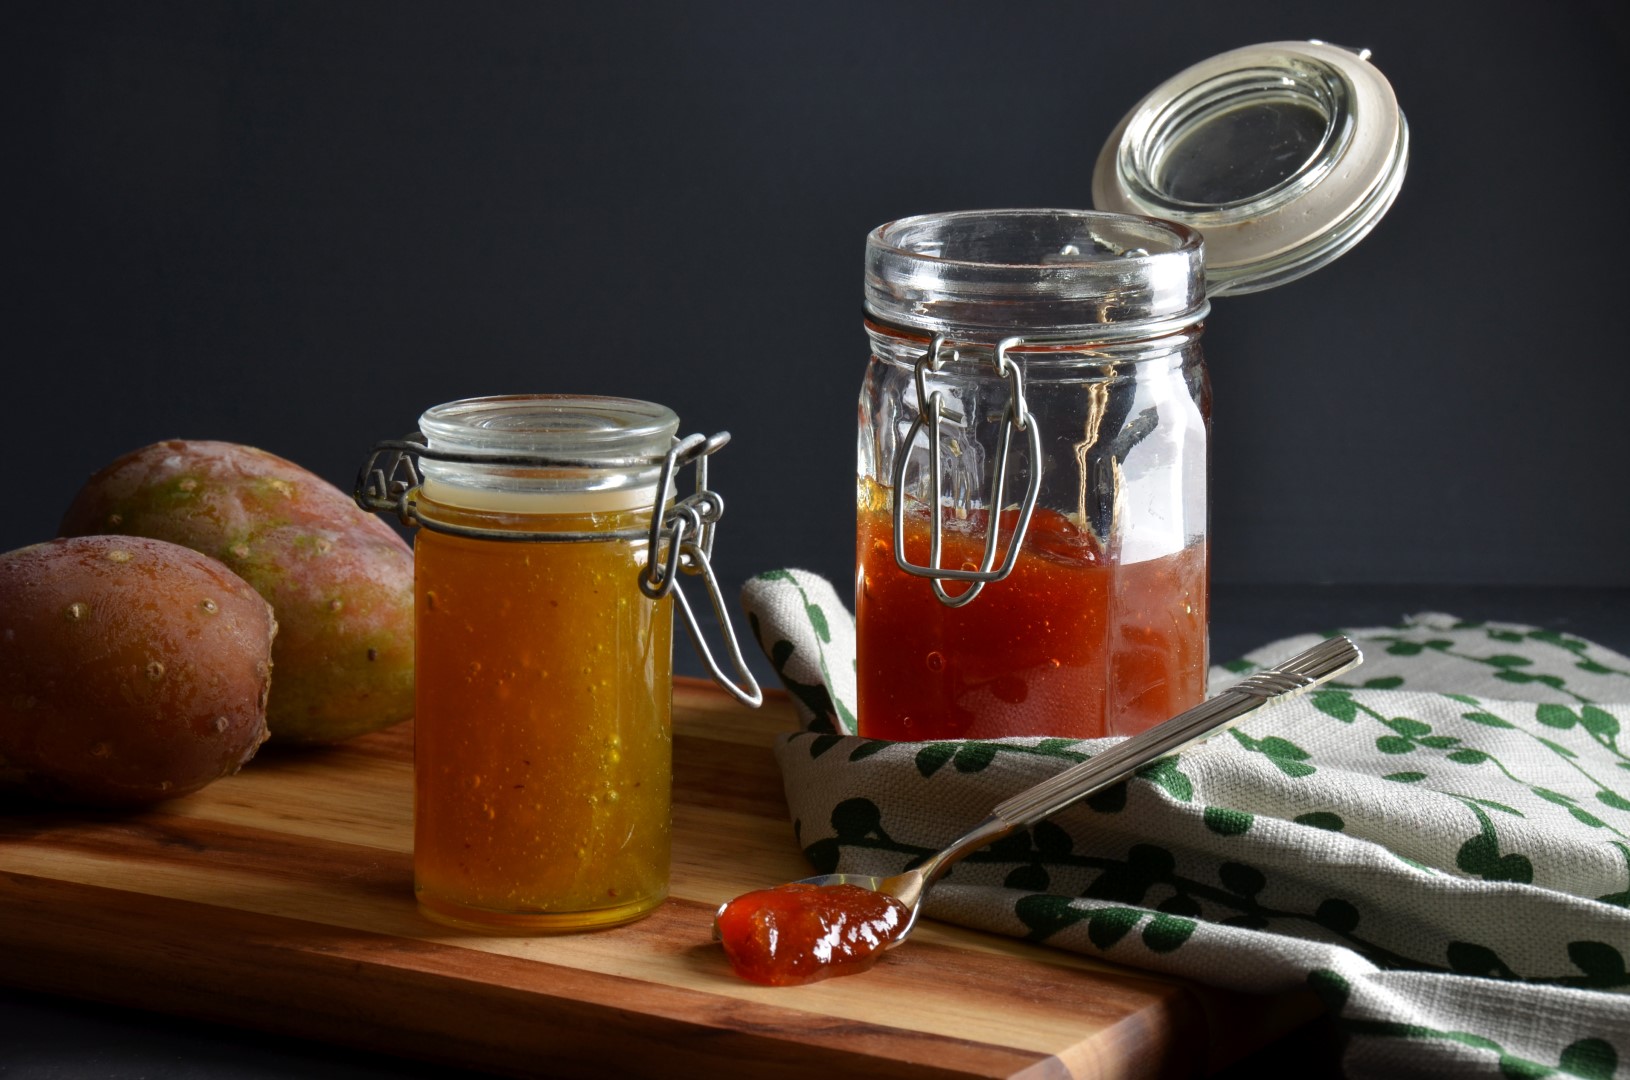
[858,210,1211,742]
[856,42,1409,742]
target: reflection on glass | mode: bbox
[1154,100,1328,205]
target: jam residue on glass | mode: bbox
[715,882,910,986]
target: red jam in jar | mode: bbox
[857,499,1206,741]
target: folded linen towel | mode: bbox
[741,568,1630,1079]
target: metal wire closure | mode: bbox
[637,435,763,707]
[353,432,763,708]
[891,334,1043,608]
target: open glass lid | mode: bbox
[1091,40,1408,297]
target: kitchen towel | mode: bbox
[741,569,1630,1079]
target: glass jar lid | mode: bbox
[1091,40,1408,296]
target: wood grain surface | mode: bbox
[0,681,1317,1078]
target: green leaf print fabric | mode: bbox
[740,569,1630,1078]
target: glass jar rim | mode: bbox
[419,395,679,464]
[415,395,680,507]
[864,208,1207,342]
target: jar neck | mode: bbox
[865,317,1204,372]
[411,489,656,539]
[418,478,664,516]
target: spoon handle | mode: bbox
[992,635,1361,828]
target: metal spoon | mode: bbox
[715,635,1361,949]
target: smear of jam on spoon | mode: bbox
[714,882,910,986]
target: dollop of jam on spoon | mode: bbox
[714,882,910,986]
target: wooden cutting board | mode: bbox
[0,681,1316,1078]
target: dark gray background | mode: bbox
[8,0,1629,595]
[2,4,1629,1075]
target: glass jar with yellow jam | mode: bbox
[357,394,759,932]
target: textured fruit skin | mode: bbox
[60,440,414,744]
[0,536,275,805]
